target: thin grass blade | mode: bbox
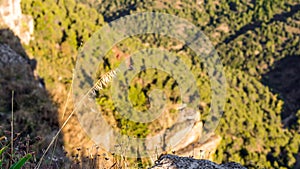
[9,153,32,169]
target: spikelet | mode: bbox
[89,69,119,98]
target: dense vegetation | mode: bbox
[21,0,105,88]
[16,0,300,168]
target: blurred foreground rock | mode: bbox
[150,154,247,169]
[0,35,68,167]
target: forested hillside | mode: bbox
[8,0,300,168]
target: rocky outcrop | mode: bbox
[0,43,29,66]
[0,33,68,168]
[147,106,222,161]
[176,134,222,160]
[150,154,247,169]
[0,29,43,87]
[0,28,28,57]
[0,42,36,112]
[0,0,34,44]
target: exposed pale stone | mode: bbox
[146,106,222,163]
[0,0,34,44]
[177,134,222,160]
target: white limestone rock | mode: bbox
[0,0,34,44]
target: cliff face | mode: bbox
[0,0,34,44]
[146,106,222,161]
